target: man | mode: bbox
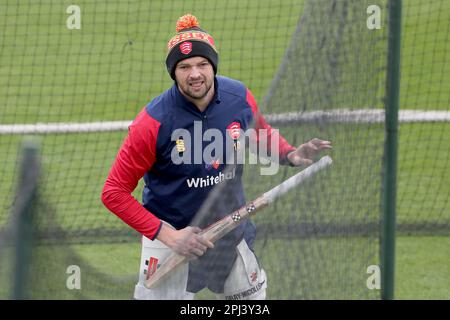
[101,14,331,300]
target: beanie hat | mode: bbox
[166,14,218,80]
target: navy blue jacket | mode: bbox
[102,75,295,241]
[102,75,295,292]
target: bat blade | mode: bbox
[144,252,186,289]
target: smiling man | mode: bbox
[101,14,332,300]
[175,57,215,111]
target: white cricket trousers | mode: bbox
[133,236,267,300]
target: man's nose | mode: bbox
[189,67,201,78]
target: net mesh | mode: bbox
[396,0,450,234]
[238,0,387,299]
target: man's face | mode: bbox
[174,56,214,101]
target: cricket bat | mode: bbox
[144,155,333,289]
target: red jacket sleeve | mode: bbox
[101,108,162,240]
[246,89,296,163]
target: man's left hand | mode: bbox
[287,138,332,167]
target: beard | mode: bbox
[179,76,213,100]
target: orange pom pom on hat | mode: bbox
[166,14,218,80]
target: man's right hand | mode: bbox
[156,222,214,259]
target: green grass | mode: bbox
[0,0,303,124]
[0,0,449,299]
[13,236,443,300]
[401,0,450,110]
[396,236,450,299]
[397,123,450,227]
